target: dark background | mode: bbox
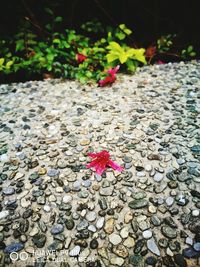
[0,0,199,51]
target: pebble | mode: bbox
[166,196,174,206]
[153,172,164,182]
[192,209,200,216]
[90,238,99,249]
[124,211,133,223]
[32,234,46,248]
[62,195,73,203]
[0,61,200,264]
[123,236,135,248]
[128,199,148,209]
[161,226,177,239]
[47,169,59,177]
[43,205,51,212]
[145,256,157,265]
[120,227,129,239]
[113,244,128,258]
[143,230,153,239]
[99,187,114,196]
[193,242,200,251]
[51,224,64,235]
[3,187,15,195]
[183,247,200,258]
[96,217,105,229]
[0,210,9,220]
[109,233,122,245]
[86,211,96,222]
[173,253,187,267]
[147,238,160,256]
[4,243,24,253]
[110,257,124,266]
[104,218,115,234]
[69,245,81,256]
[76,219,89,231]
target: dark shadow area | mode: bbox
[0,0,199,47]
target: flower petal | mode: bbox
[88,152,99,158]
[107,159,123,172]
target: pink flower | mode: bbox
[86,150,123,176]
[98,75,116,87]
[107,65,120,76]
[156,60,165,65]
[76,53,87,63]
[98,65,120,87]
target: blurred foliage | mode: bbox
[0,7,197,84]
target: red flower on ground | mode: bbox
[98,65,120,87]
[86,150,123,176]
[76,53,87,63]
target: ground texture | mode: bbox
[0,61,200,267]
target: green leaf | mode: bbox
[47,54,54,61]
[55,16,63,22]
[6,52,12,58]
[53,39,61,44]
[126,59,136,71]
[0,58,5,66]
[28,40,37,45]
[47,65,52,71]
[106,53,119,63]
[5,60,13,69]
[129,48,147,64]
[85,71,93,78]
[27,33,37,39]
[107,42,123,53]
[119,52,128,64]
[16,40,25,52]
[115,31,126,40]
[45,24,52,31]
[119,24,132,35]
[187,45,193,53]
[44,7,53,15]
[190,52,196,57]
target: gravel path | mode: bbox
[0,61,200,267]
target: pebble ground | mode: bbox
[0,61,200,267]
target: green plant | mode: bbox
[106,41,146,71]
[1,10,197,85]
[181,45,196,59]
[157,34,176,52]
[145,34,197,64]
[0,58,14,74]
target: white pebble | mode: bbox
[109,233,122,245]
[0,210,9,220]
[96,217,105,229]
[165,196,174,207]
[69,245,80,257]
[0,154,8,162]
[143,230,153,239]
[192,209,200,217]
[43,205,51,212]
[62,195,73,203]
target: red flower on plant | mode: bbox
[98,75,116,87]
[107,65,120,76]
[156,60,165,65]
[86,150,123,176]
[76,53,87,63]
[145,46,156,59]
[99,65,120,87]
